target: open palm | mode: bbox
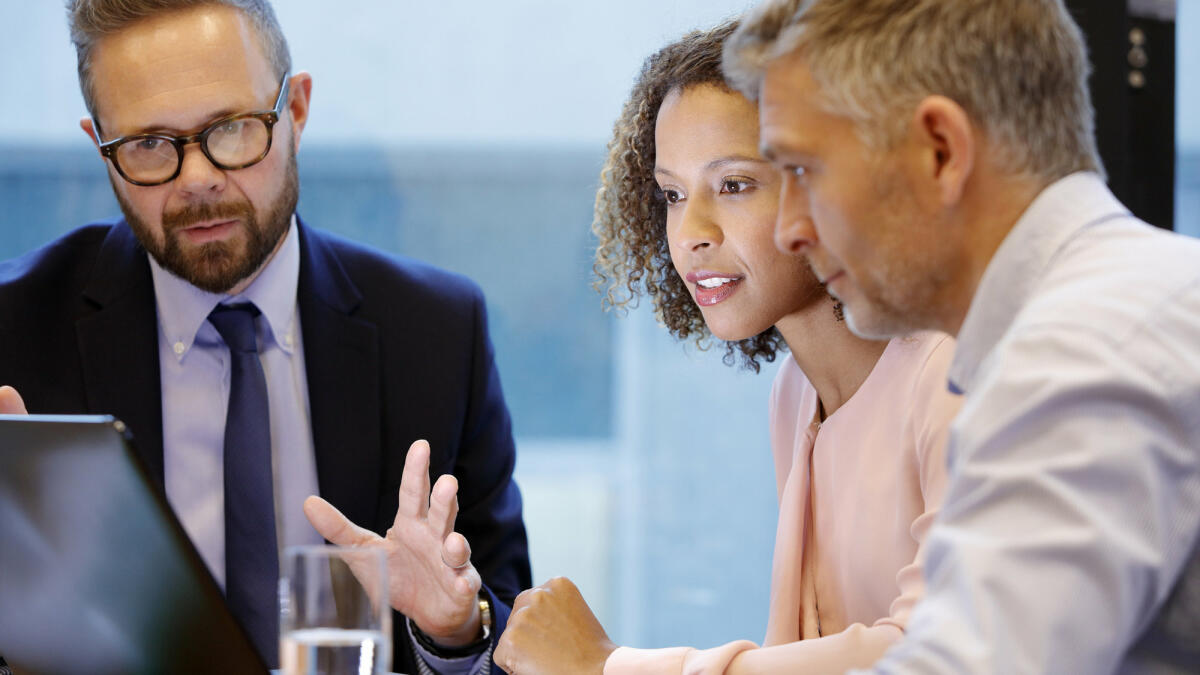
[303,439,482,645]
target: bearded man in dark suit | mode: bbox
[0,2,530,672]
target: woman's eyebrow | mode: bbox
[655,154,769,179]
[706,154,769,170]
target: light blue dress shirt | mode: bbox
[152,217,323,590]
[150,217,486,674]
[859,173,1200,673]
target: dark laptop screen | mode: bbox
[0,415,265,675]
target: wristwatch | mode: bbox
[478,591,493,640]
[412,591,493,657]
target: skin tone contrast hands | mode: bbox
[0,386,27,414]
[0,382,484,644]
[495,577,617,675]
[303,439,484,647]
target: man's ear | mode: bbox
[80,117,102,152]
[285,71,314,152]
[909,96,975,206]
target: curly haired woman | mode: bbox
[496,20,961,675]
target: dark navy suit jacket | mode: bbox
[0,216,531,673]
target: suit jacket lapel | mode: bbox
[75,222,166,485]
[296,219,383,531]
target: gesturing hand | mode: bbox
[495,576,617,675]
[303,439,483,646]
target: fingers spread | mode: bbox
[396,439,432,521]
[428,474,460,538]
[443,535,481,598]
[303,495,377,546]
[454,573,480,597]
[442,530,471,567]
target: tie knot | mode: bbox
[208,303,262,354]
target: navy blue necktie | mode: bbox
[209,303,279,668]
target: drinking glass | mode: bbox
[279,545,392,675]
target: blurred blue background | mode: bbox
[1,0,1196,651]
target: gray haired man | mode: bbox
[726,0,1200,672]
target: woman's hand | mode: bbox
[495,576,617,674]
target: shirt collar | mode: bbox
[150,215,301,361]
[947,172,1129,394]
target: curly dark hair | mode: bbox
[592,19,785,372]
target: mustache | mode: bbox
[162,199,254,232]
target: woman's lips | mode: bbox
[687,272,744,307]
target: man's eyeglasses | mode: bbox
[98,71,291,187]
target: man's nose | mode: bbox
[775,173,817,255]
[174,143,226,195]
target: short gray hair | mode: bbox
[67,0,291,127]
[724,0,1103,182]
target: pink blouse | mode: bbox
[606,332,960,674]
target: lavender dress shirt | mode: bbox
[152,217,323,589]
[151,217,486,674]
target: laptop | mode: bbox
[0,415,267,674]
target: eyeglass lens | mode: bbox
[115,116,271,184]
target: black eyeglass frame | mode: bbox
[97,71,292,187]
